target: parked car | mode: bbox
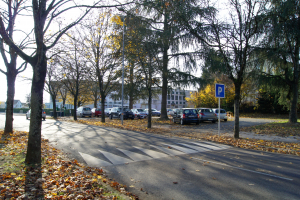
[173,108,180,115]
[173,108,199,125]
[131,108,148,119]
[104,108,111,116]
[145,108,161,117]
[26,109,46,121]
[109,107,135,120]
[167,108,174,116]
[76,106,92,118]
[91,108,101,117]
[212,108,228,122]
[197,108,218,123]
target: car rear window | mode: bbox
[214,109,226,113]
[184,109,197,114]
[83,108,91,111]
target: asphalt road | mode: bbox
[1,113,300,200]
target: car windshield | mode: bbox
[83,108,91,111]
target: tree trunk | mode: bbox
[289,82,298,123]
[25,59,47,165]
[94,98,97,108]
[129,65,134,109]
[289,45,299,123]
[233,84,241,139]
[51,94,57,120]
[148,88,152,128]
[101,91,106,123]
[160,45,169,119]
[4,70,16,134]
[160,12,169,120]
[73,95,77,121]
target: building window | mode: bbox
[175,96,178,100]
[171,96,174,100]
[168,101,170,104]
[167,95,170,100]
[183,102,185,104]
[176,102,178,104]
[176,92,178,94]
[180,102,182,104]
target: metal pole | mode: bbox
[121,16,125,125]
[218,97,221,137]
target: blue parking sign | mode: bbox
[215,84,225,98]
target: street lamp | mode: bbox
[121,15,125,125]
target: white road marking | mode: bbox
[150,145,186,156]
[133,146,170,158]
[79,143,229,167]
[178,143,210,152]
[79,152,112,167]
[117,148,152,161]
[98,150,133,165]
[163,144,198,154]
[191,157,293,181]
[190,142,229,150]
[199,141,230,148]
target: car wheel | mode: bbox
[196,121,199,125]
[43,117,45,121]
[80,113,83,118]
[173,118,176,124]
[89,115,92,118]
[212,120,216,123]
[224,119,227,122]
[26,116,28,120]
[180,119,184,125]
[110,114,112,120]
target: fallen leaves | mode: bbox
[204,135,300,156]
[240,121,300,137]
[0,130,138,199]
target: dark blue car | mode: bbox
[172,108,199,125]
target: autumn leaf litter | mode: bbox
[0,130,138,200]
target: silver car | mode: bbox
[212,108,228,122]
[26,109,46,121]
[131,108,148,119]
[197,108,218,123]
[76,106,92,118]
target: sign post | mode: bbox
[215,84,225,136]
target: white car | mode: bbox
[26,109,46,121]
[212,108,228,122]
[167,108,174,116]
[76,107,92,118]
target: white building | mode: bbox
[13,100,22,108]
[44,99,74,110]
[97,88,194,110]
[44,88,195,111]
